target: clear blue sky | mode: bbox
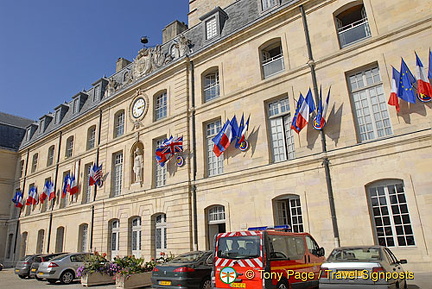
[0,0,189,121]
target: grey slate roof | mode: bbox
[0,112,34,151]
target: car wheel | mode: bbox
[277,280,289,289]
[47,279,57,284]
[59,270,75,284]
[35,275,44,281]
[201,278,212,289]
[18,274,26,279]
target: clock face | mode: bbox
[132,97,146,119]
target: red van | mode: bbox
[213,226,325,289]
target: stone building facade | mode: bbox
[2,0,431,273]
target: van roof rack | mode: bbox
[247,225,291,231]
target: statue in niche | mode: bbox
[133,148,143,183]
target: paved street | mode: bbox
[0,267,430,288]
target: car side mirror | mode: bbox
[399,259,407,264]
[316,247,325,257]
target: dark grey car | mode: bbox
[14,254,42,278]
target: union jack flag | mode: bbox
[155,136,183,166]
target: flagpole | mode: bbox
[300,5,340,248]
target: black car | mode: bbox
[30,253,67,279]
[14,254,42,278]
[151,251,213,289]
[0,262,3,271]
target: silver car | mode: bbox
[319,246,408,289]
[36,252,92,284]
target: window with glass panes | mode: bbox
[268,97,295,162]
[66,136,74,157]
[111,220,120,256]
[112,152,123,196]
[155,214,167,255]
[368,180,415,247]
[83,163,92,203]
[114,111,125,138]
[31,153,38,172]
[348,67,392,142]
[79,224,88,252]
[204,71,220,102]
[206,120,223,176]
[47,146,55,166]
[261,0,278,11]
[131,217,142,257]
[155,92,167,120]
[208,206,225,222]
[87,126,96,150]
[155,138,167,187]
[274,196,303,233]
[206,17,217,39]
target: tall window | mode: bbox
[78,223,88,252]
[207,205,226,249]
[336,4,371,48]
[131,217,142,257]
[206,120,223,176]
[83,163,92,204]
[268,97,295,162]
[155,138,167,187]
[19,160,25,177]
[111,220,120,258]
[66,136,74,157]
[114,110,125,138]
[203,69,220,102]
[155,214,167,256]
[87,126,96,150]
[36,229,44,254]
[274,195,303,233]
[206,16,217,40]
[368,180,415,247]
[20,232,28,258]
[47,145,55,166]
[112,152,123,197]
[261,40,284,78]
[31,153,38,173]
[261,0,278,11]
[60,171,69,208]
[6,233,13,259]
[55,226,65,253]
[154,91,167,121]
[348,66,392,142]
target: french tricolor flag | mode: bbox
[26,186,39,206]
[415,53,431,102]
[68,174,79,195]
[388,67,401,112]
[295,89,315,133]
[212,119,235,157]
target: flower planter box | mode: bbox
[116,271,152,289]
[81,272,115,287]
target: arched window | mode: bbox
[207,205,226,249]
[87,126,96,150]
[110,220,120,258]
[114,110,125,138]
[36,229,44,254]
[6,233,14,259]
[154,90,168,121]
[31,153,38,173]
[367,180,415,247]
[130,217,142,257]
[47,145,55,166]
[78,223,89,252]
[20,232,28,258]
[335,3,371,47]
[66,136,74,157]
[112,151,123,197]
[155,214,167,256]
[260,38,284,79]
[55,226,65,253]
[273,195,303,233]
[202,68,220,102]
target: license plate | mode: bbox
[230,283,246,288]
[159,281,171,285]
[31,269,37,272]
[38,272,44,275]
[15,269,19,272]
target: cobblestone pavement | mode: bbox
[0,267,430,289]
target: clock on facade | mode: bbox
[132,97,146,119]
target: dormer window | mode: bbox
[55,110,61,124]
[206,17,217,40]
[73,99,80,114]
[200,7,228,41]
[261,0,278,11]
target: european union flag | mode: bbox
[397,58,416,104]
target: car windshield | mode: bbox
[169,251,207,263]
[327,247,382,262]
[20,255,33,261]
[217,236,261,259]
